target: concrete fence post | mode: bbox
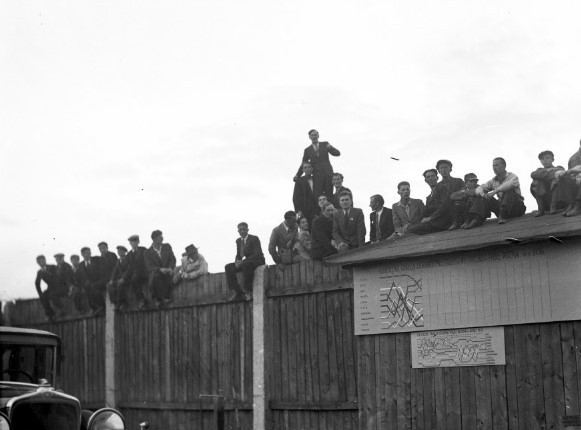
[252,265,267,430]
[104,295,116,408]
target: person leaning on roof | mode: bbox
[465,157,526,228]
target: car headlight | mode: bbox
[87,408,125,430]
[0,412,11,430]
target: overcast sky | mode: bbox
[1,1,580,301]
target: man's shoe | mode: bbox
[533,210,545,217]
[565,203,581,217]
[448,222,460,231]
[497,218,507,225]
[465,218,483,229]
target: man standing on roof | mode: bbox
[293,129,340,198]
[465,157,526,228]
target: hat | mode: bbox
[97,241,108,248]
[151,230,163,240]
[54,253,64,258]
[116,245,128,252]
[464,173,478,181]
[185,244,198,255]
[128,234,140,242]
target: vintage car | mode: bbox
[0,326,126,430]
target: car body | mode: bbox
[0,326,125,430]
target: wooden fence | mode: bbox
[5,259,581,429]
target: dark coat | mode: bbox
[78,257,102,289]
[268,222,299,263]
[422,183,453,229]
[99,251,118,287]
[110,256,131,282]
[35,264,57,297]
[311,214,337,260]
[369,208,395,242]
[295,142,340,179]
[125,246,148,281]
[145,244,177,274]
[331,185,352,208]
[235,234,265,265]
[293,176,320,222]
[332,207,366,249]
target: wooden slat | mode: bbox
[540,323,565,429]
[459,367,477,429]
[561,322,580,420]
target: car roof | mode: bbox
[0,327,61,344]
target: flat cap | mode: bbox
[54,253,65,258]
[128,234,140,242]
[116,245,128,252]
[464,173,478,181]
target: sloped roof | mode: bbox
[324,213,581,267]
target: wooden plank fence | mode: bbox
[4,258,581,430]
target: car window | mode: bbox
[1,344,55,384]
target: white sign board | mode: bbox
[354,243,581,334]
[411,326,505,368]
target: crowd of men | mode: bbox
[34,231,207,319]
[35,131,581,316]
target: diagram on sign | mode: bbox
[411,327,505,368]
[379,274,424,328]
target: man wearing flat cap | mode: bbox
[107,245,131,311]
[448,173,484,230]
[173,244,208,284]
[78,247,104,315]
[126,235,148,309]
[144,230,176,307]
[530,150,565,216]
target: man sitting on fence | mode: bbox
[311,202,338,260]
[126,235,148,310]
[173,244,208,284]
[225,222,265,301]
[333,191,366,251]
[145,230,177,307]
[107,245,131,311]
[34,255,65,320]
[268,211,299,265]
[78,247,105,315]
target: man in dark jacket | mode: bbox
[369,194,394,242]
[332,191,366,251]
[408,169,453,235]
[78,247,104,314]
[225,222,265,301]
[107,246,131,311]
[293,129,341,197]
[126,234,148,309]
[311,203,338,260]
[144,230,176,307]
[34,255,64,319]
[293,162,320,226]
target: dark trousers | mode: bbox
[407,221,448,235]
[469,190,526,220]
[107,278,129,306]
[71,287,89,313]
[130,275,147,301]
[557,175,581,206]
[531,179,561,210]
[150,273,172,300]
[87,283,106,312]
[225,260,260,293]
[39,288,67,318]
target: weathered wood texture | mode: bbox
[265,260,359,430]
[357,322,581,430]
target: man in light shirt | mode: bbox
[390,181,425,238]
[465,157,526,228]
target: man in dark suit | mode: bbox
[408,169,453,235]
[333,191,366,251]
[34,255,64,319]
[144,230,176,307]
[330,172,352,208]
[268,211,299,265]
[69,254,89,313]
[107,245,131,311]
[126,234,148,309]
[369,194,394,243]
[293,162,319,226]
[311,202,338,260]
[78,247,104,315]
[225,222,265,301]
[97,241,118,290]
[293,129,341,197]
